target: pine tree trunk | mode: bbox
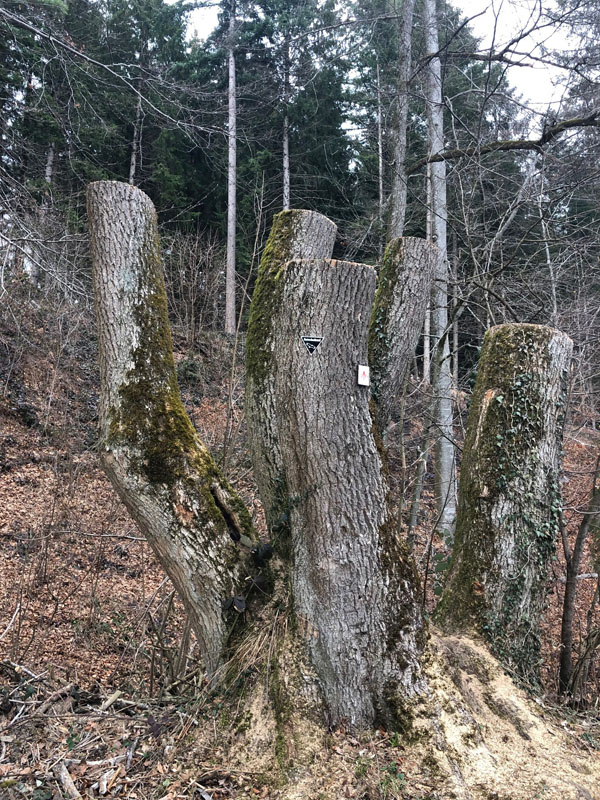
[436,323,572,683]
[225,1,237,334]
[87,181,256,677]
[245,210,336,543]
[282,37,290,211]
[376,58,384,254]
[423,0,457,533]
[369,237,436,435]
[389,0,416,239]
[272,257,426,727]
[44,141,55,187]
[128,92,143,186]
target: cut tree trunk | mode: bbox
[369,237,436,435]
[436,323,573,683]
[272,256,426,727]
[87,181,256,676]
[245,210,336,545]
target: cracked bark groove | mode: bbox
[245,210,336,544]
[87,181,256,677]
[436,323,573,683]
[273,257,426,727]
[369,237,436,435]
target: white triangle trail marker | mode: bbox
[302,336,323,354]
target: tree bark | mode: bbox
[225,0,237,334]
[87,181,256,677]
[272,257,426,728]
[436,323,572,683]
[245,210,336,544]
[369,236,436,435]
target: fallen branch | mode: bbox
[37,683,75,714]
[99,690,122,712]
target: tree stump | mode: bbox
[369,236,436,434]
[272,257,426,727]
[245,210,336,544]
[436,323,573,682]
[88,181,256,676]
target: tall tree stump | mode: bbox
[245,210,336,544]
[88,181,255,676]
[369,236,436,434]
[272,257,425,727]
[436,323,572,682]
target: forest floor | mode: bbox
[0,286,599,799]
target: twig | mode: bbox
[37,682,75,714]
[54,761,82,799]
[99,690,122,712]
[126,736,139,772]
[7,661,44,681]
[107,577,170,681]
[0,605,20,641]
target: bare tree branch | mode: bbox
[406,111,600,175]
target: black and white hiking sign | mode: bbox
[302,336,323,354]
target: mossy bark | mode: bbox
[272,257,426,728]
[245,210,336,548]
[368,237,436,435]
[435,323,572,683]
[87,181,256,677]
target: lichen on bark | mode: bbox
[435,323,572,683]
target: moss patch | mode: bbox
[368,238,404,413]
[106,202,255,544]
[246,210,305,389]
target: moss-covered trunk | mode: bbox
[369,237,436,435]
[272,257,426,728]
[87,181,256,676]
[245,210,336,546]
[436,323,572,683]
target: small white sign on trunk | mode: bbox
[357,365,370,386]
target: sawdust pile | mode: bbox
[222,629,600,800]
